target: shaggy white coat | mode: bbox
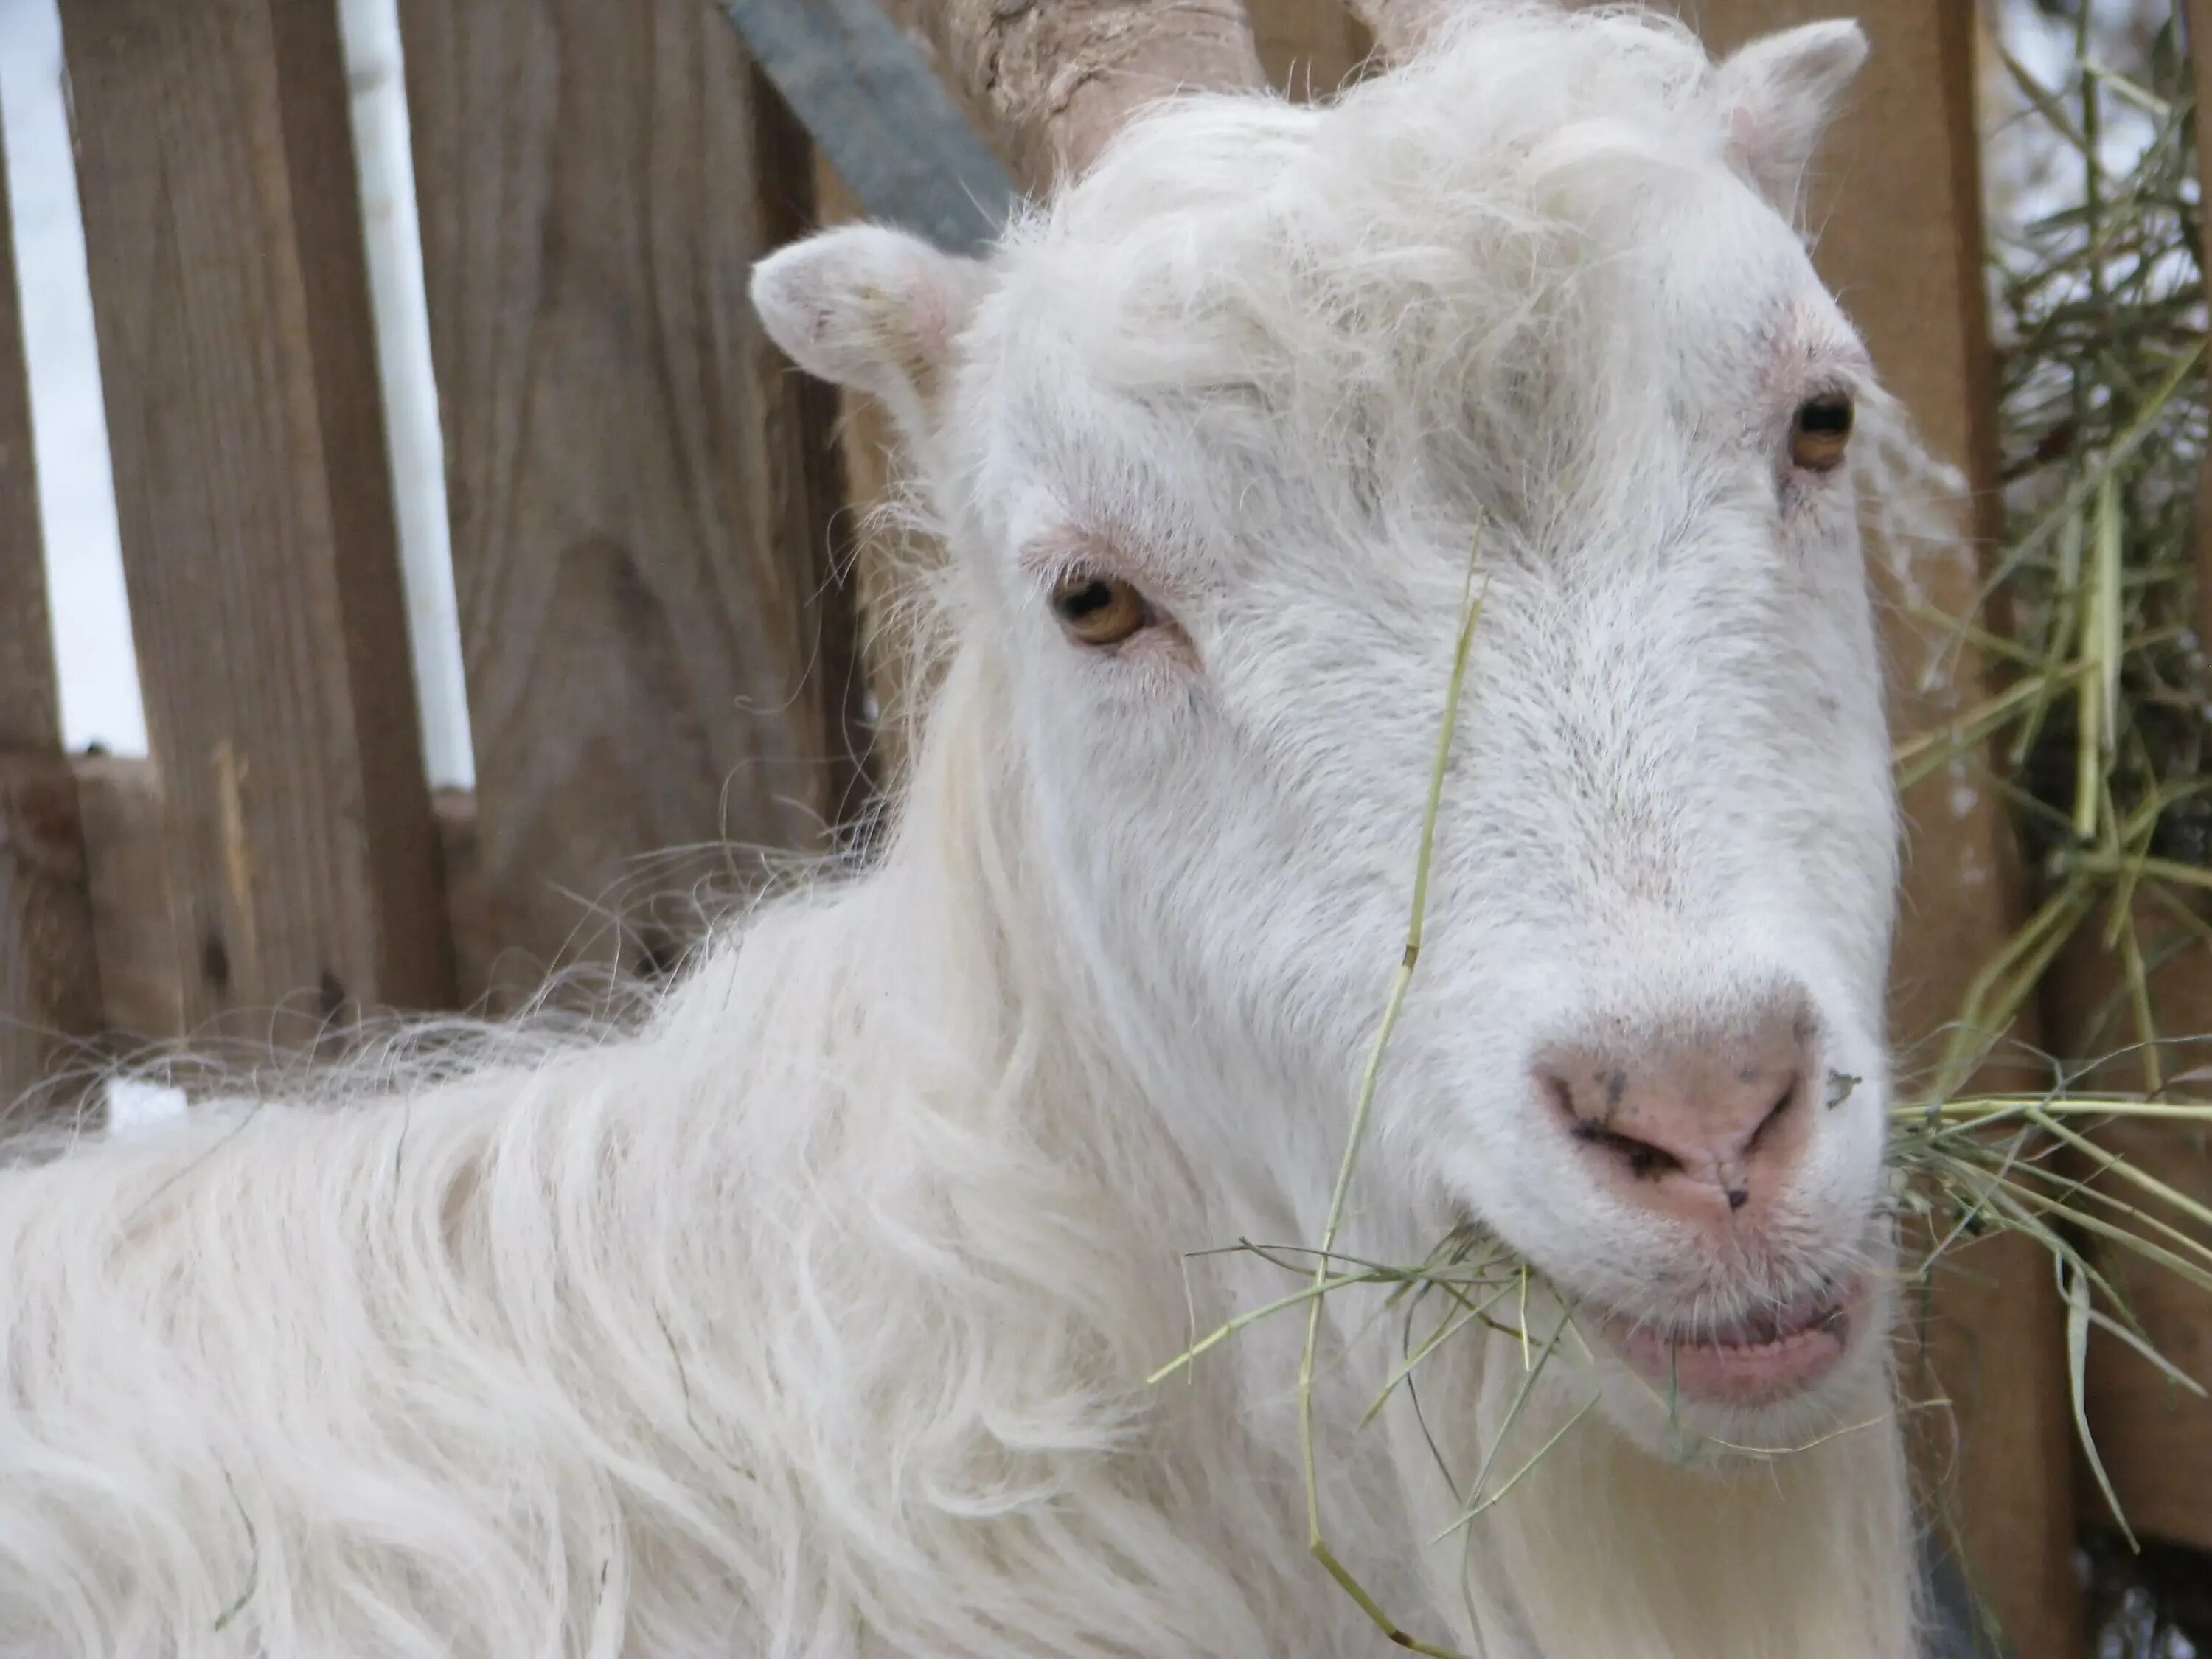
[1,7,1930,1655]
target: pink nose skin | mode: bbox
[1537,994,1818,1229]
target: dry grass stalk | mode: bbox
[1926,2,2208,1091]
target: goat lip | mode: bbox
[1596,1278,1864,1405]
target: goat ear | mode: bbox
[750,224,989,438]
[1714,20,1868,216]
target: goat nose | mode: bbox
[1537,995,1817,1225]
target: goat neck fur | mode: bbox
[0,7,1923,1656]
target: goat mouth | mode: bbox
[1595,1277,1864,1406]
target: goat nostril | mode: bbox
[1565,1115,1683,1181]
[1744,1071,1801,1158]
[1545,1071,1688,1181]
[1540,992,1819,1217]
[1620,1137,1679,1180]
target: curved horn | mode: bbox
[909,0,1265,191]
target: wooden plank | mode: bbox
[398,0,869,1006]
[2080,1108,2212,1554]
[1250,0,1371,98]
[59,0,454,1042]
[0,119,102,1110]
[430,788,496,1012]
[2045,902,2212,1557]
[0,755,102,1111]
[2188,0,2212,774]
[2069,0,2212,1562]
[1686,3,2077,1653]
[76,760,498,1046]
[72,757,183,1047]
[715,0,1013,251]
[0,138,60,756]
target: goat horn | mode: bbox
[908,0,1265,192]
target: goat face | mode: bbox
[756,11,1901,1451]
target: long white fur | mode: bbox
[2,7,1929,1655]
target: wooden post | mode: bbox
[71,757,495,1052]
[1686,4,2080,1654]
[0,125,102,1109]
[2045,905,2212,1557]
[1251,0,1371,97]
[2045,0,2212,1562]
[60,0,454,1042]
[2020,0,2212,1568]
[397,0,866,1005]
[71,757,184,1046]
[2190,0,2212,661]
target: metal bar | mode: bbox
[715,0,1018,251]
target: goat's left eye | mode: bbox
[1050,570,1152,647]
[1790,394,1854,473]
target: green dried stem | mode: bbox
[1293,537,1486,1658]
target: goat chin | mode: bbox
[1401,1331,1920,1659]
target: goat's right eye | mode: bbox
[1050,571,1151,647]
[1790,394,1854,472]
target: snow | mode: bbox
[0,0,136,758]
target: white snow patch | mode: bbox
[104,1077,189,1141]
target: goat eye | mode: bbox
[1790,394,1854,473]
[1050,570,1151,647]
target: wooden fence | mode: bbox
[0,3,2205,1655]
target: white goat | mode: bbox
[1,7,1930,1655]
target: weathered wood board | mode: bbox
[399,0,866,1006]
[2191,0,2212,658]
[2073,0,2212,1561]
[2046,900,2212,1558]
[60,0,453,1044]
[74,760,498,1048]
[72,757,182,1047]
[1251,0,1373,95]
[0,113,104,1107]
